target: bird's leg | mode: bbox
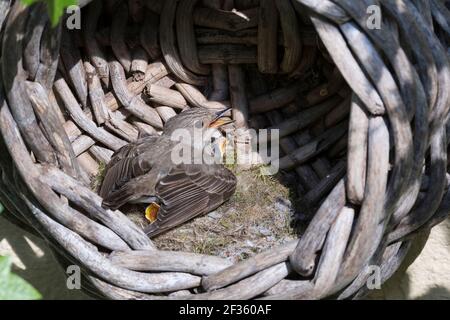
[145,203,160,223]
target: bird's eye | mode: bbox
[211,137,217,143]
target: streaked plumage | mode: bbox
[100,108,236,237]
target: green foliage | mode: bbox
[0,256,42,300]
[21,0,77,26]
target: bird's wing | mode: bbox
[103,135,159,172]
[101,171,158,210]
[99,135,160,203]
[145,163,236,237]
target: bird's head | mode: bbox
[163,107,233,164]
[162,107,233,136]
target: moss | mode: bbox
[90,162,106,192]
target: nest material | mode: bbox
[0,0,449,300]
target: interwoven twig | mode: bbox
[0,0,449,300]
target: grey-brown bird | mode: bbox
[100,108,236,237]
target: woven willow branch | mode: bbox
[0,0,449,300]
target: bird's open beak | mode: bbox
[209,118,234,128]
[145,203,160,223]
[209,108,234,128]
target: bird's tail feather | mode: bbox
[101,186,136,211]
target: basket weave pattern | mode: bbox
[0,0,449,299]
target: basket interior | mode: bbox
[0,0,449,300]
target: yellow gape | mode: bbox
[145,203,160,223]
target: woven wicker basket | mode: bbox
[0,0,449,299]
